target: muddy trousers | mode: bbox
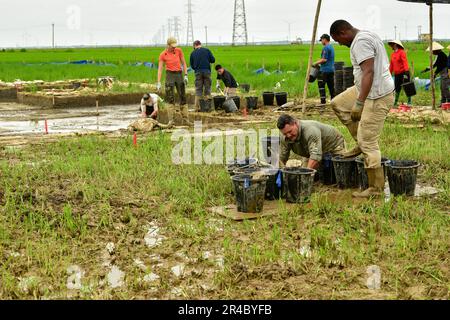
[440,68,450,104]
[330,86,394,169]
[318,72,335,104]
[165,71,186,105]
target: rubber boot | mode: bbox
[407,96,412,107]
[353,167,385,198]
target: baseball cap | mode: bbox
[319,34,331,41]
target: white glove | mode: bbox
[216,83,221,90]
[156,82,161,92]
[184,75,188,85]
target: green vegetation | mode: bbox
[1,42,448,103]
[0,116,448,299]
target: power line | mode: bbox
[232,0,248,46]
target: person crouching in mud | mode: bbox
[277,114,346,171]
[140,93,160,119]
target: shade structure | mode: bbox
[398,0,450,109]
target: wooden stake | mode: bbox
[428,2,436,110]
[302,0,323,113]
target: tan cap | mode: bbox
[388,39,404,49]
[426,42,444,52]
[167,37,178,47]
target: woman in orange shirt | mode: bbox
[388,40,412,107]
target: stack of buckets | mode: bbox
[332,156,421,197]
[229,152,422,214]
[228,137,317,214]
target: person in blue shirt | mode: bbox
[313,34,335,104]
[189,40,216,111]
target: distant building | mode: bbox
[420,33,431,42]
[291,37,303,45]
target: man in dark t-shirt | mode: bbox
[215,65,238,96]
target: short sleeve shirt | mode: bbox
[159,48,185,72]
[350,31,395,99]
[320,44,335,73]
[280,120,344,163]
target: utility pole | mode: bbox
[205,26,208,46]
[186,0,194,45]
[162,25,166,44]
[173,16,181,42]
[232,0,248,46]
[283,20,293,42]
[394,25,397,40]
[417,25,422,40]
[52,23,55,48]
[167,18,173,38]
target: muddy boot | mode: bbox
[353,167,385,198]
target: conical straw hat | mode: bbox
[388,39,404,49]
[426,42,444,52]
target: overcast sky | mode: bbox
[1,0,449,47]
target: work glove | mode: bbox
[216,82,221,91]
[156,82,161,92]
[184,75,188,86]
[351,100,364,122]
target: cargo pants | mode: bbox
[165,71,186,106]
[330,86,394,169]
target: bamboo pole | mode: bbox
[428,2,436,110]
[302,0,323,113]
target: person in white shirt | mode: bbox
[329,20,395,198]
[140,93,160,119]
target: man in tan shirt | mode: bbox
[277,114,345,170]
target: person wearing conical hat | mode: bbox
[388,40,412,107]
[422,42,449,106]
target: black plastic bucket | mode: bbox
[332,156,358,189]
[240,84,250,93]
[227,158,258,176]
[281,167,316,203]
[261,136,280,165]
[231,96,241,109]
[200,98,213,112]
[245,96,258,110]
[223,98,238,113]
[262,92,275,106]
[316,153,336,185]
[232,174,267,213]
[309,66,320,83]
[275,92,288,106]
[213,96,226,109]
[401,81,417,97]
[387,160,420,197]
[356,157,390,190]
[262,169,283,200]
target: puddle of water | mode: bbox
[0,103,140,136]
[144,222,165,249]
[171,264,186,278]
[67,265,84,290]
[143,273,160,283]
[107,266,125,289]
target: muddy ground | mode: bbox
[0,100,448,300]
